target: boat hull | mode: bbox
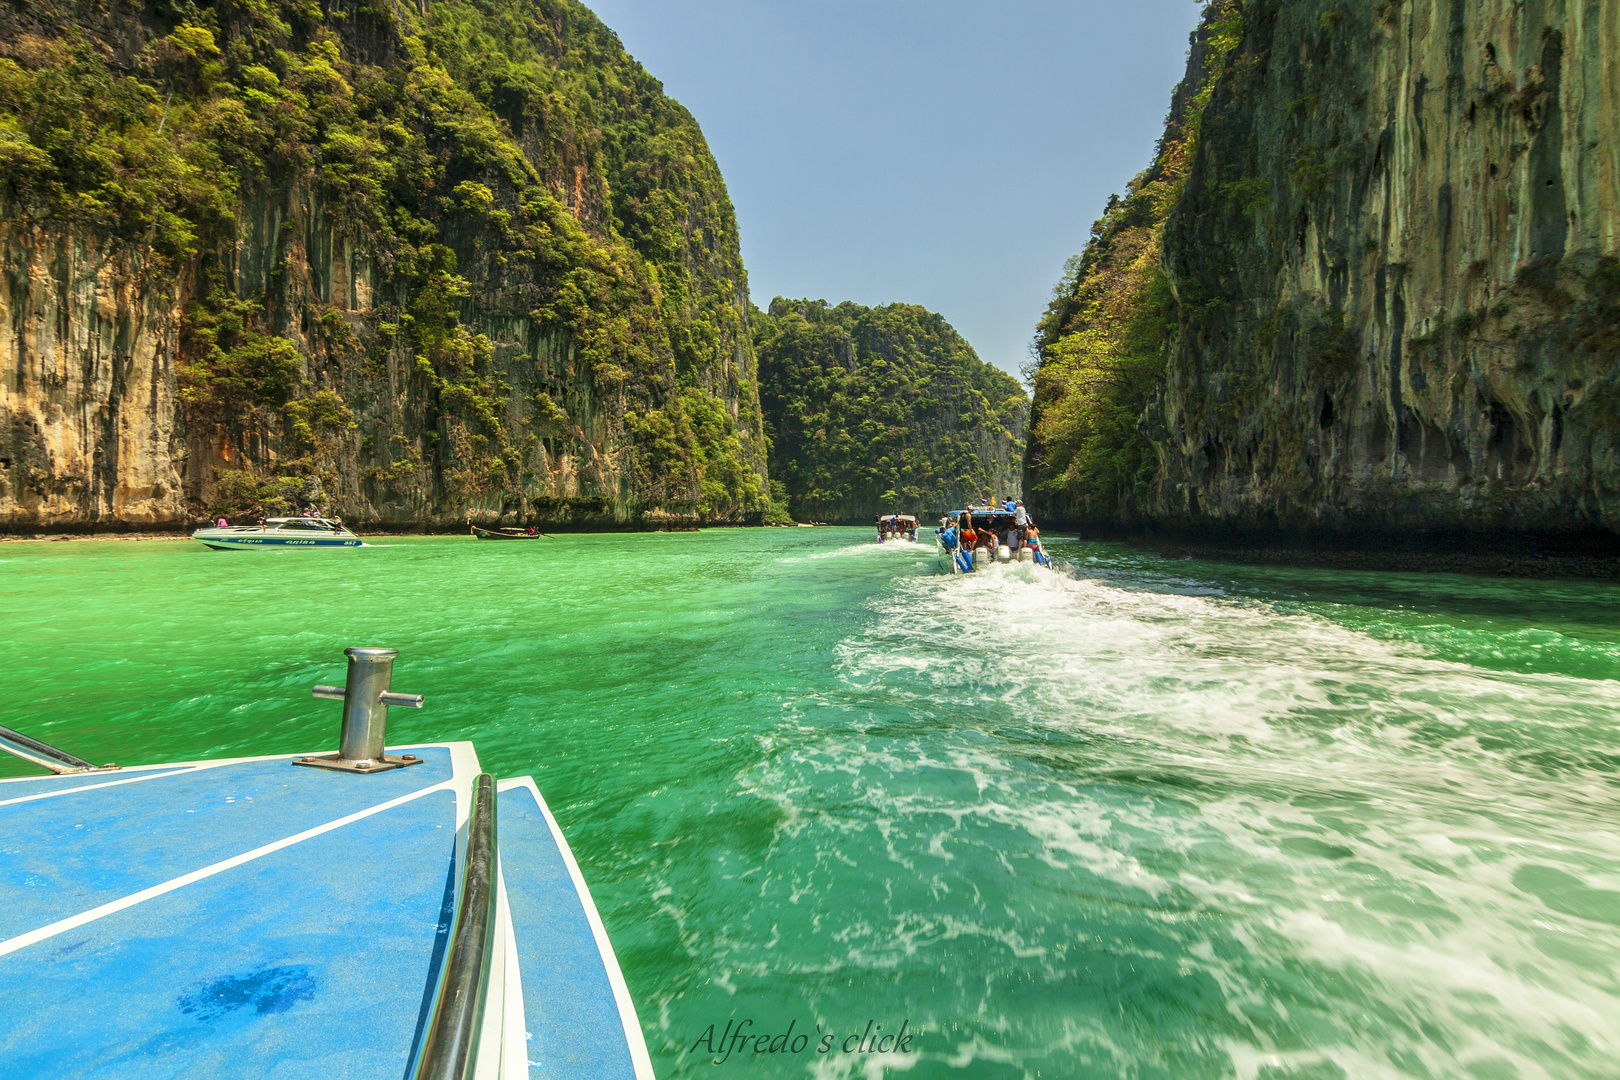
[193,531,362,550]
[934,539,1048,574]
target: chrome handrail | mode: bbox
[413,773,499,1080]
[0,725,116,774]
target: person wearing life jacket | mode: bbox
[949,518,975,572]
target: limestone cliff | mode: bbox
[1029,0,1620,549]
[754,298,1026,523]
[0,0,768,531]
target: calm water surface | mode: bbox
[2,529,1618,1078]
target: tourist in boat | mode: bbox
[939,517,975,573]
[1026,525,1050,565]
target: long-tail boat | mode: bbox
[471,525,546,540]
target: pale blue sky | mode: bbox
[585,0,1206,379]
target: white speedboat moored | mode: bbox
[193,517,362,550]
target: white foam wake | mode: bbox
[800,559,1620,1076]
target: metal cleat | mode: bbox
[294,647,425,773]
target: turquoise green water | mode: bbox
[3,529,1619,1078]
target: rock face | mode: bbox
[1,220,188,526]
[755,298,1026,523]
[1030,0,1620,548]
[1,0,767,532]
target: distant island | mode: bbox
[754,298,1026,525]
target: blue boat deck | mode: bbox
[0,746,653,1079]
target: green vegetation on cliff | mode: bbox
[755,298,1026,523]
[1029,0,1620,543]
[0,0,766,525]
[1024,0,1240,524]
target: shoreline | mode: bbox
[1018,516,1620,581]
[0,531,198,543]
[0,522,828,544]
[1118,537,1620,580]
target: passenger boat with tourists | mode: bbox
[471,525,546,540]
[934,501,1051,574]
[0,647,655,1080]
[876,514,919,542]
[191,516,362,550]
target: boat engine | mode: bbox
[996,545,1011,563]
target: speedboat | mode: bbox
[876,514,918,542]
[0,647,655,1079]
[935,507,1051,573]
[192,517,363,550]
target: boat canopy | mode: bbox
[878,515,918,525]
[265,517,344,530]
[939,508,1023,531]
